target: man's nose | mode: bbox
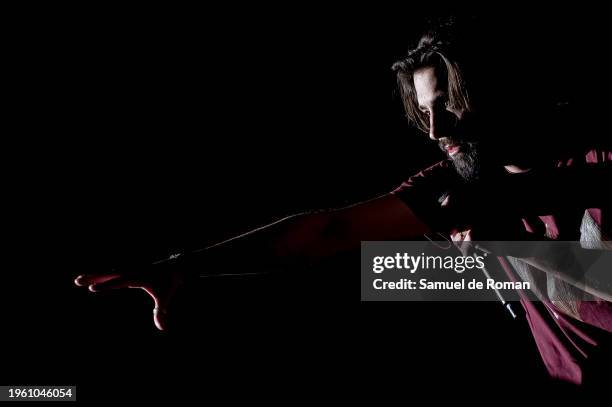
[428,112,441,140]
[429,109,459,141]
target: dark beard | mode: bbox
[452,141,481,182]
[440,140,481,182]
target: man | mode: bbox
[75,23,611,386]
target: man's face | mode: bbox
[413,66,481,181]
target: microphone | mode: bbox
[473,244,518,319]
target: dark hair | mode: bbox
[392,28,472,133]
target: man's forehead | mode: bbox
[414,66,438,86]
[414,67,445,104]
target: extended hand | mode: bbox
[74,257,184,331]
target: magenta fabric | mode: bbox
[392,148,612,384]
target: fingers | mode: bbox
[451,229,473,256]
[78,275,171,331]
[74,266,180,332]
[74,273,121,287]
[451,229,472,242]
[75,273,147,292]
[88,276,147,292]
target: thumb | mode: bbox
[153,306,168,331]
[145,282,178,331]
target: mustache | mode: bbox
[438,138,463,151]
[438,137,480,152]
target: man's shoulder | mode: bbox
[392,159,455,194]
[408,159,454,180]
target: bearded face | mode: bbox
[413,66,482,182]
[439,138,481,182]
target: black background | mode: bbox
[4,4,610,403]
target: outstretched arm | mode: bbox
[75,194,429,329]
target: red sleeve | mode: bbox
[391,159,459,232]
